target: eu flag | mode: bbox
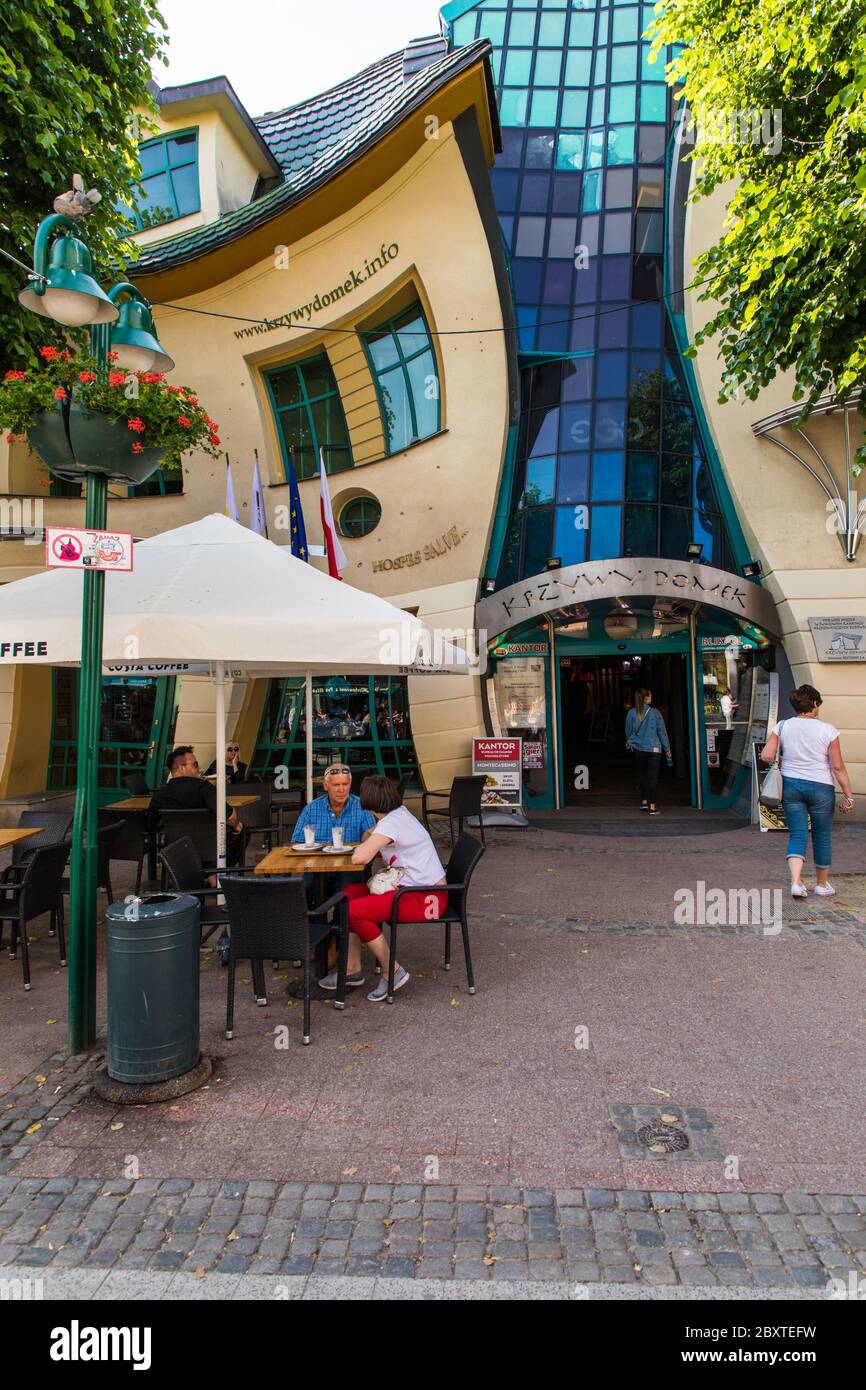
[285,449,309,561]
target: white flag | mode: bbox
[225,458,239,523]
[251,452,267,536]
[319,447,347,578]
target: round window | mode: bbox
[338,496,382,538]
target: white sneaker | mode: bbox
[367,966,410,1001]
[790,883,808,898]
[814,883,836,897]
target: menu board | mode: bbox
[472,738,523,811]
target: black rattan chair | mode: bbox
[382,833,485,1004]
[97,807,150,895]
[160,809,246,872]
[230,781,275,851]
[61,819,125,906]
[396,772,411,803]
[421,775,486,847]
[0,839,70,989]
[158,836,263,994]
[0,811,73,881]
[218,874,349,1045]
[123,771,150,796]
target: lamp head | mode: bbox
[109,294,174,373]
[18,230,118,328]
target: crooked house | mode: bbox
[1,0,863,817]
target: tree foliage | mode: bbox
[649,0,866,464]
[0,1,167,367]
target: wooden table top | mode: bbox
[255,844,361,875]
[0,827,43,849]
[104,794,260,811]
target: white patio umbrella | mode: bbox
[0,513,475,869]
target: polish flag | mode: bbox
[319,448,347,579]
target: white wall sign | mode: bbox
[808,616,866,662]
[46,526,133,573]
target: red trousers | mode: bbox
[343,882,448,944]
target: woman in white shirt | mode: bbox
[761,685,854,898]
[317,775,447,1002]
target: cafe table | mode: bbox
[255,842,361,999]
[0,826,43,850]
[104,794,263,883]
[104,795,260,812]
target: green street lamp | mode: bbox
[18,214,119,327]
[109,283,175,373]
[19,208,172,1052]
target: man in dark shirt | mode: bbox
[148,746,245,866]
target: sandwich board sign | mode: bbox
[471,737,528,827]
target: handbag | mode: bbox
[759,721,786,807]
[367,865,403,895]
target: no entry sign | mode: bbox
[46,526,133,572]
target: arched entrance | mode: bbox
[477,557,784,812]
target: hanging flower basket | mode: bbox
[27,400,166,485]
[1,345,222,485]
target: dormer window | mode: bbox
[133,130,200,229]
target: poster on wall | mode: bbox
[472,737,526,825]
[494,658,546,729]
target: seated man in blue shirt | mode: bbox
[292,763,375,907]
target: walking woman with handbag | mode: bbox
[625,688,673,815]
[761,684,854,898]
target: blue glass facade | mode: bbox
[444,0,736,584]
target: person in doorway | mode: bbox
[761,684,854,898]
[147,745,245,866]
[204,741,248,784]
[719,687,738,731]
[625,688,672,815]
[317,775,448,1002]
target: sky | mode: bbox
[153,0,447,117]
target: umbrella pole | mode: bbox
[306,670,313,806]
[215,662,227,877]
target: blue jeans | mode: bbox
[782,777,836,868]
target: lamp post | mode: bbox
[18,212,173,1052]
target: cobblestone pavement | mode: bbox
[0,1174,863,1290]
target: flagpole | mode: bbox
[305,670,313,807]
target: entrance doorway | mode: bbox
[559,653,691,806]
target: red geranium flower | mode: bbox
[187,395,199,406]
[209,433,221,446]
[107,352,119,362]
[4,370,26,380]
[5,433,14,443]
[39,346,61,361]
[177,415,191,428]
[79,370,97,383]
[108,371,126,387]
[127,417,146,433]
[54,387,67,400]
[131,442,144,455]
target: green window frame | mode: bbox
[251,675,419,789]
[338,496,381,538]
[134,129,200,229]
[363,302,441,455]
[265,353,353,481]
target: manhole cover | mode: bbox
[637,1122,690,1154]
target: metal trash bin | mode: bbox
[105,893,202,1084]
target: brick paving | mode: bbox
[0,1172,863,1289]
[1,815,865,1290]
